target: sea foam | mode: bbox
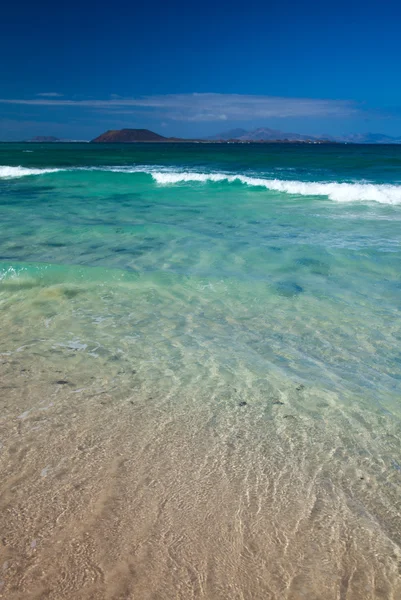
[149,171,401,204]
[2,163,401,204]
[0,166,62,178]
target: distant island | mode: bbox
[90,128,333,144]
[17,128,401,145]
[91,129,171,143]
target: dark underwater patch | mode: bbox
[276,281,304,297]
[296,257,330,276]
[0,186,55,206]
[6,185,54,195]
[62,287,81,298]
[108,192,142,202]
[182,208,202,214]
[111,246,150,257]
[139,241,164,251]
[42,242,67,248]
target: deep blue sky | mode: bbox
[1,0,401,140]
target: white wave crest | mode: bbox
[2,163,401,204]
[0,166,62,179]
[150,171,401,204]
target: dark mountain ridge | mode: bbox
[91,129,169,143]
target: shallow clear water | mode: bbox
[0,143,400,599]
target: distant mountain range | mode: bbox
[207,128,401,144]
[91,128,401,144]
[21,128,401,144]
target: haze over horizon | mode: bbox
[1,0,401,141]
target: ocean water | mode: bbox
[0,143,400,599]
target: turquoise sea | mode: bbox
[0,143,401,599]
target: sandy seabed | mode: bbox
[1,345,400,600]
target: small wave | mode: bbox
[0,166,62,179]
[150,171,401,204]
[1,164,401,204]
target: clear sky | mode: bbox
[1,0,401,140]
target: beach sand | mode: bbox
[1,348,400,600]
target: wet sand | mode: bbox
[1,348,400,600]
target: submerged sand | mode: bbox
[1,349,400,600]
[0,271,400,599]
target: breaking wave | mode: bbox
[149,171,401,204]
[0,166,62,178]
[1,163,401,204]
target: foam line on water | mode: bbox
[0,166,63,178]
[2,163,401,204]
[149,171,401,204]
